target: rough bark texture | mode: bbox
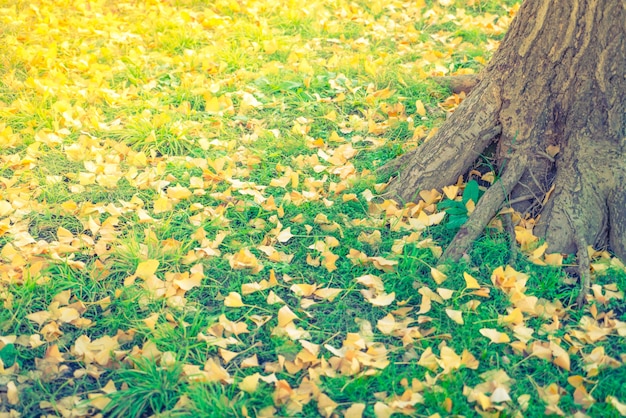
[385,0,626,265]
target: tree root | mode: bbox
[503,212,518,266]
[441,155,528,261]
[432,74,481,94]
[567,214,591,307]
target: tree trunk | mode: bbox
[384,0,626,268]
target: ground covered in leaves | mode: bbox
[1,0,625,416]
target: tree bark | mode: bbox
[384,0,626,265]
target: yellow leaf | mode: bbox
[355,274,385,292]
[344,403,366,418]
[479,328,510,343]
[321,251,339,272]
[224,292,244,308]
[442,185,459,200]
[167,185,192,200]
[418,295,432,314]
[439,346,462,373]
[491,387,511,403]
[369,256,398,272]
[229,248,263,274]
[277,227,294,243]
[203,358,231,382]
[136,259,159,280]
[143,313,159,330]
[6,381,18,405]
[362,290,395,306]
[241,354,259,368]
[241,282,266,295]
[445,309,464,324]
[418,348,439,373]
[317,393,338,417]
[219,348,239,363]
[313,288,342,301]
[544,253,563,266]
[323,110,337,121]
[267,291,284,305]
[463,272,480,289]
[430,267,447,284]
[437,288,454,300]
[290,283,317,297]
[415,100,427,117]
[277,305,298,327]
[239,373,260,393]
[373,402,394,418]
[607,396,626,416]
[550,341,570,371]
[502,308,524,325]
[377,313,396,335]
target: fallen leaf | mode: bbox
[445,309,464,324]
[224,292,244,307]
[479,328,511,343]
[463,272,480,289]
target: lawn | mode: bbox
[0,0,625,416]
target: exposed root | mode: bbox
[441,155,528,261]
[608,187,626,262]
[503,212,518,265]
[377,151,414,180]
[567,214,592,307]
[432,74,481,94]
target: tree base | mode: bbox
[381,0,625,305]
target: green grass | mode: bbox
[1,0,625,416]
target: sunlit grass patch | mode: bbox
[2,0,626,417]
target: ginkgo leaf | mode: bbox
[369,256,398,272]
[277,305,298,327]
[317,393,338,417]
[437,288,454,300]
[430,267,447,284]
[415,100,427,117]
[239,373,260,393]
[355,274,385,292]
[373,402,394,418]
[267,291,284,305]
[361,290,395,306]
[240,354,259,368]
[491,387,511,403]
[463,272,480,289]
[136,259,159,280]
[167,185,192,200]
[276,227,294,243]
[6,381,19,405]
[479,328,511,343]
[290,283,317,297]
[313,288,342,301]
[606,396,626,415]
[439,346,462,372]
[321,251,339,272]
[344,403,366,418]
[224,292,244,307]
[229,248,263,274]
[218,348,239,363]
[377,313,396,335]
[445,309,464,324]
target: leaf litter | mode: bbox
[0,0,625,416]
